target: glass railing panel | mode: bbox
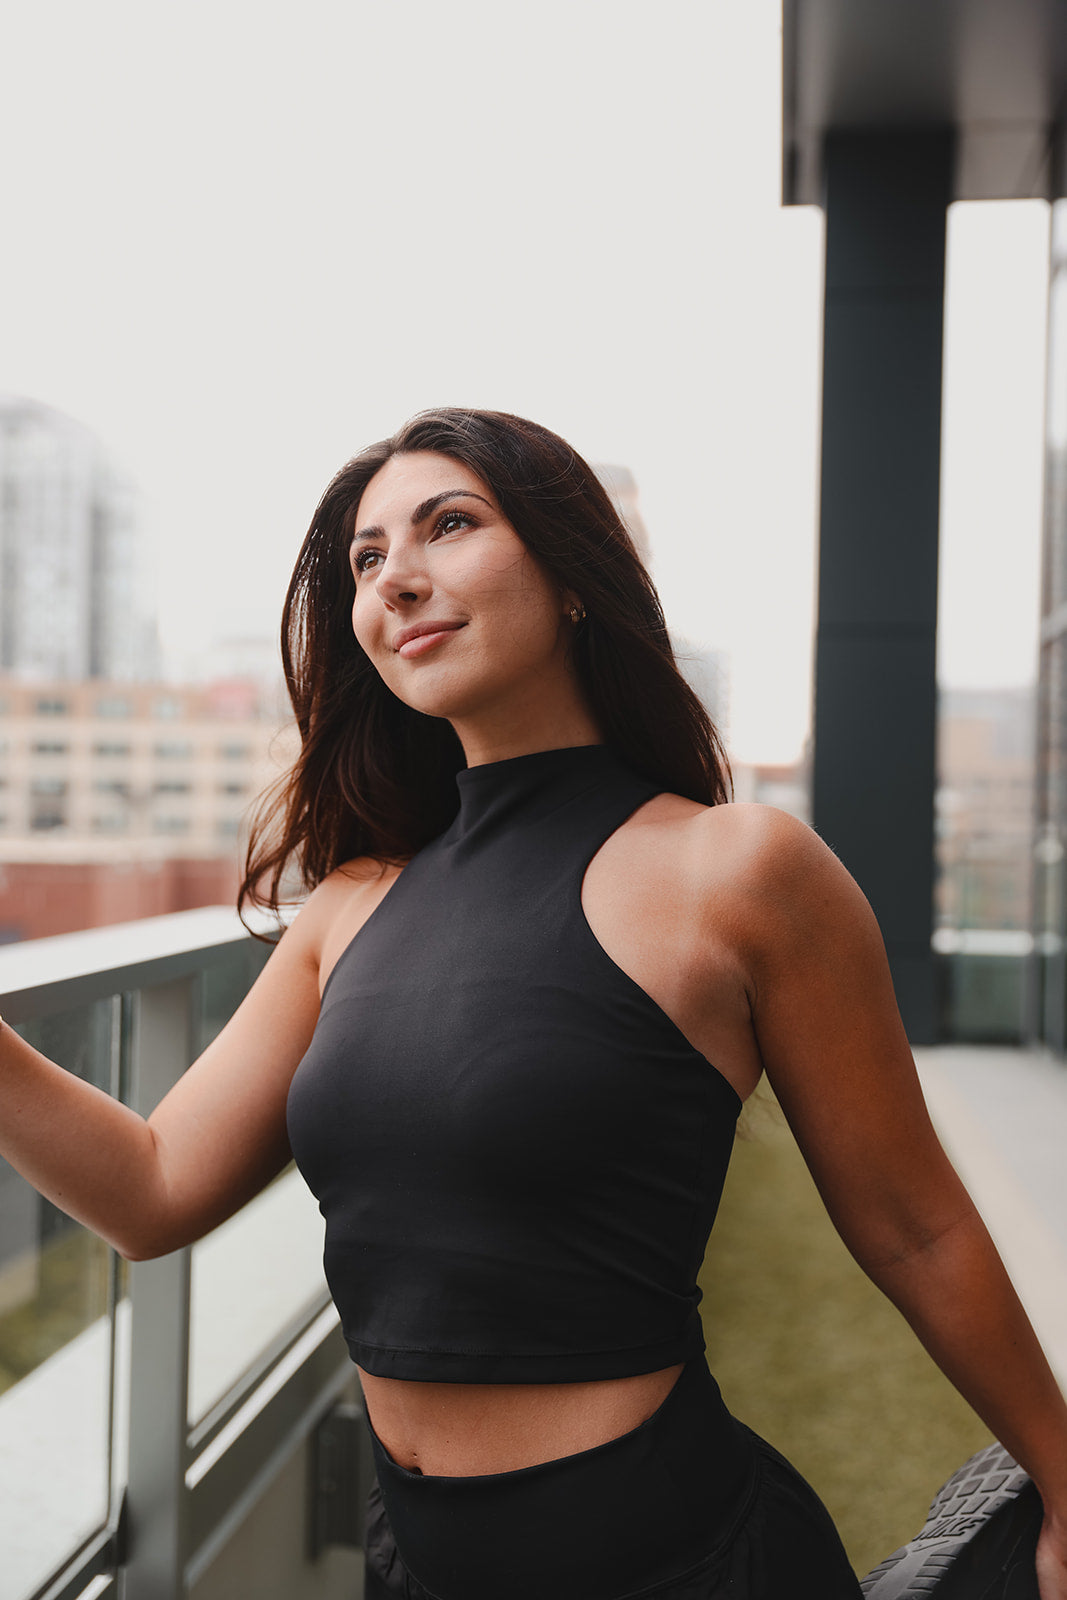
[0,1000,117,1600]
[196,938,273,1054]
[188,1165,328,1425]
[188,935,328,1425]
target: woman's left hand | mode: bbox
[1038,1511,1067,1599]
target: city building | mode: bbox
[672,638,731,745]
[937,687,1035,935]
[595,464,651,564]
[0,675,296,941]
[732,754,810,823]
[595,463,731,740]
[935,687,1035,1043]
[0,394,158,682]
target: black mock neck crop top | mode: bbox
[287,744,741,1382]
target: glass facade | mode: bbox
[935,687,1036,1042]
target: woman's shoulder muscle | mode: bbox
[682,802,951,1262]
[672,799,895,1046]
[682,800,876,956]
[597,797,892,1102]
[625,796,864,958]
[585,799,827,1100]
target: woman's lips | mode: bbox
[394,621,465,659]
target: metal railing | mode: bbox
[0,909,367,1600]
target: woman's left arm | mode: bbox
[729,806,1067,1595]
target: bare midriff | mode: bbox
[357,1363,685,1477]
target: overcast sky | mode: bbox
[0,1,1051,761]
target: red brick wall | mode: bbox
[0,858,240,943]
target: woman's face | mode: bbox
[349,451,588,750]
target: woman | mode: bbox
[1,408,1065,1600]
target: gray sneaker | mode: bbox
[861,1442,1041,1598]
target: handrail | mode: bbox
[0,906,278,1021]
[0,908,359,1600]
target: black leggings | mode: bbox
[364,1360,862,1600]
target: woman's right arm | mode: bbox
[0,888,335,1262]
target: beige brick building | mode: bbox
[0,675,297,940]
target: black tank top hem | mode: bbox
[348,1322,706,1381]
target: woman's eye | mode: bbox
[353,548,384,575]
[435,509,473,536]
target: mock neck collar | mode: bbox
[449,745,630,839]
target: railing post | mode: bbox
[122,977,198,1600]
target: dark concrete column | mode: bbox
[812,130,953,1044]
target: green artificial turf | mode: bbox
[0,1228,112,1394]
[699,1097,992,1579]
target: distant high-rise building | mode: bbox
[0,394,158,681]
[592,462,728,737]
[595,464,651,564]
[671,639,731,740]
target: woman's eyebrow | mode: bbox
[352,489,493,546]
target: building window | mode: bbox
[31,813,66,831]
[153,816,191,835]
[219,743,252,760]
[32,741,69,756]
[30,791,67,830]
[152,696,184,719]
[154,742,194,760]
[93,779,128,796]
[95,697,132,718]
[31,778,67,797]
[93,741,132,757]
[154,780,192,795]
[217,782,246,797]
[217,817,241,838]
[35,697,69,716]
[92,814,128,834]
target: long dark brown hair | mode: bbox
[240,408,730,921]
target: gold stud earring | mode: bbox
[568,602,586,624]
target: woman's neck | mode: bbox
[451,699,603,769]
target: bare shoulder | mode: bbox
[642,798,866,929]
[641,793,819,854]
[301,855,400,913]
[687,797,834,868]
[625,798,882,1020]
[297,856,405,995]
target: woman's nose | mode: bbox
[376,541,430,607]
